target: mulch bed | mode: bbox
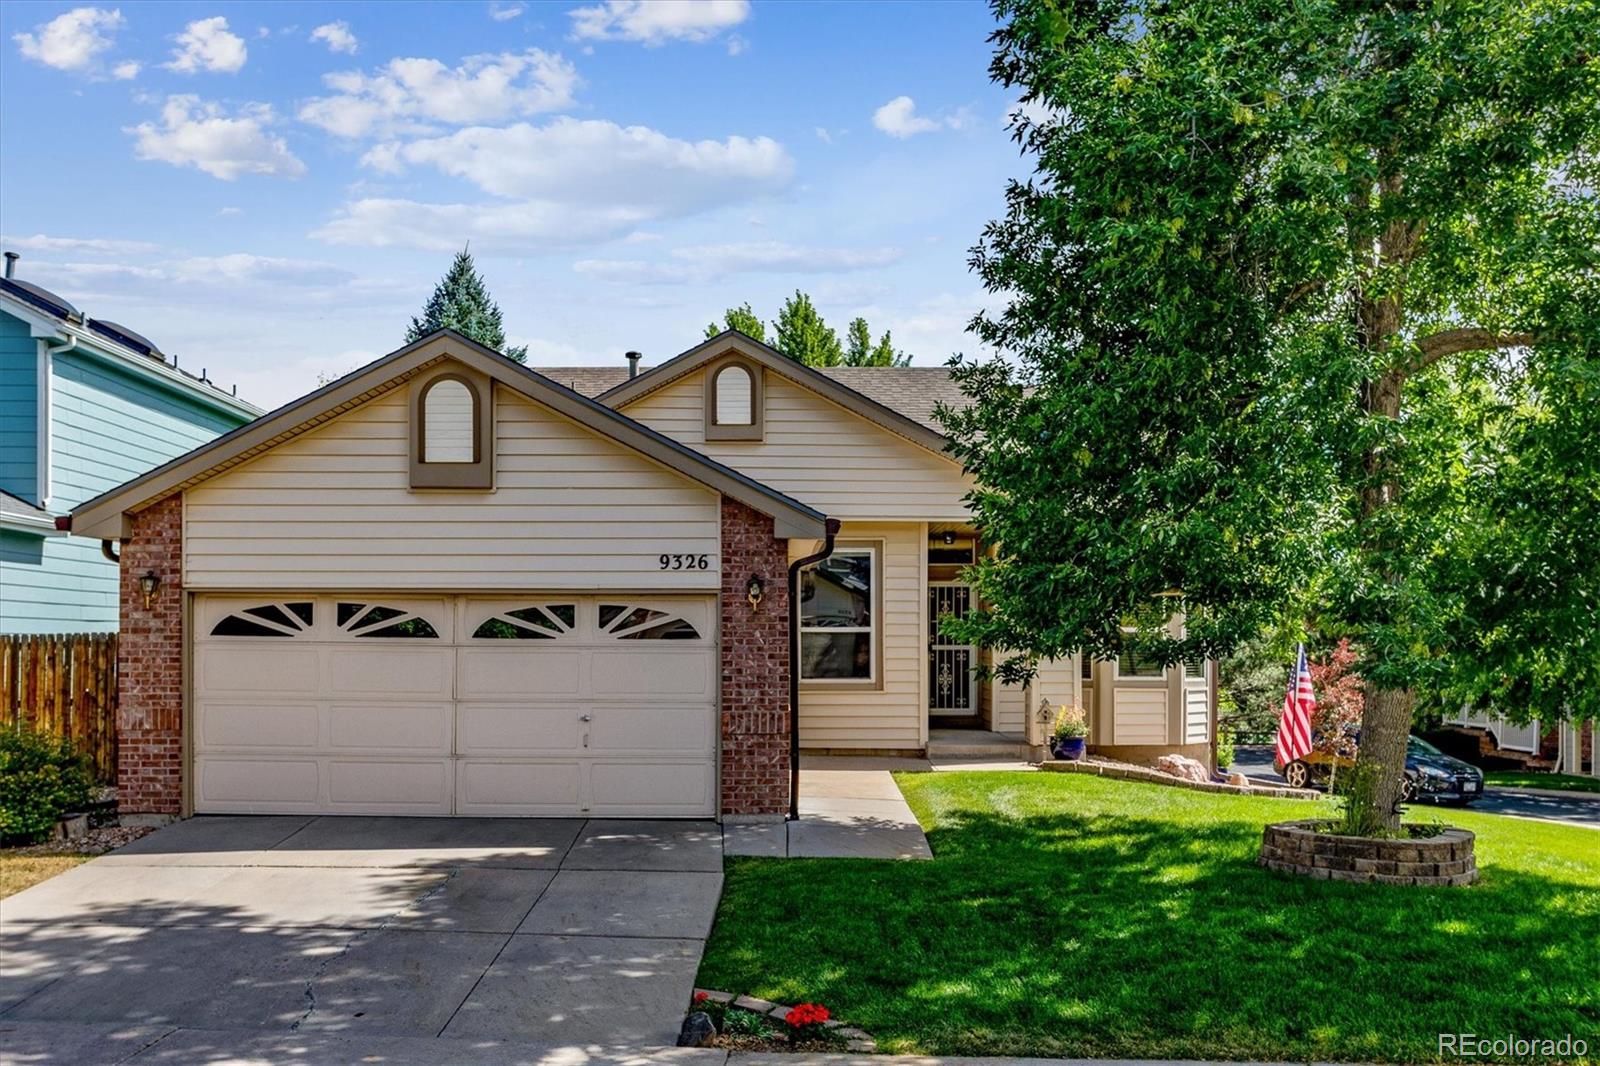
[4,825,154,857]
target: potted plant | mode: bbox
[1051,705,1088,760]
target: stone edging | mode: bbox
[1041,758,1321,800]
[1488,783,1600,801]
[694,989,878,1053]
[1258,819,1478,886]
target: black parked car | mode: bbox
[1278,734,1484,805]
[1402,735,1485,806]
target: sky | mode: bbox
[0,0,1033,410]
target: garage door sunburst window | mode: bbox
[336,602,439,639]
[472,604,577,640]
[209,602,314,637]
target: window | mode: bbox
[1116,647,1166,677]
[599,603,700,640]
[410,365,493,489]
[704,358,763,440]
[473,604,577,639]
[421,379,475,463]
[337,602,438,638]
[799,548,875,682]
[1081,654,1094,680]
[211,601,314,637]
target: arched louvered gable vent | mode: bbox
[598,603,700,640]
[210,602,314,637]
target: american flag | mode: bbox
[1275,643,1315,766]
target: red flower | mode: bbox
[786,1003,831,1028]
[693,992,710,1004]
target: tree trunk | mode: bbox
[1356,683,1413,832]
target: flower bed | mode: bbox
[682,989,877,1053]
[1258,819,1477,886]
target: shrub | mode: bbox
[1052,705,1087,740]
[0,727,94,844]
[1216,731,1235,769]
[785,1002,832,1043]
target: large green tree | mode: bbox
[407,247,527,362]
[774,290,844,366]
[946,0,1598,828]
[705,302,767,343]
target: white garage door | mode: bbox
[192,594,717,817]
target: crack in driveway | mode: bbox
[289,865,461,1032]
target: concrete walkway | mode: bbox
[0,1020,1292,1065]
[1,817,722,1049]
[723,757,933,860]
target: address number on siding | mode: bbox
[659,554,711,570]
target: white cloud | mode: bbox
[127,96,306,180]
[488,2,525,20]
[574,241,903,284]
[814,126,832,144]
[569,0,749,45]
[165,17,248,74]
[1,234,163,256]
[298,49,578,138]
[312,198,645,252]
[309,21,358,54]
[171,253,353,287]
[111,59,139,79]
[12,7,125,74]
[316,119,791,253]
[872,96,942,139]
[217,206,243,216]
[368,117,791,202]
[725,34,747,56]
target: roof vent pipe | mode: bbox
[625,350,641,379]
[3,252,17,279]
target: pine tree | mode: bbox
[772,291,842,366]
[406,246,527,363]
[704,303,766,343]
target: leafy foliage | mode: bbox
[1309,639,1364,767]
[406,247,527,362]
[708,293,910,365]
[0,728,93,844]
[1219,637,1291,739]
[944,0,1600,822]
[705,302,768,344]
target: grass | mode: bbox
[699,772,1600,1063]
[1486,770,1600,795]
[0,853,90,899]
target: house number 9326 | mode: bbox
[659,554,711,570]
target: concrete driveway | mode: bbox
[0,816,722,1053]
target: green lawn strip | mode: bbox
[699,772,1600,1063]
[1485,771,1600,796]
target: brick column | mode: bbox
[117,494,184,815]
[719,497,791,819]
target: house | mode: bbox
[62,329,1214,822]
[1,263,261,634]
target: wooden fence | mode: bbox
[0,633,118,782]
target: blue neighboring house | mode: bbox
[0,262,262,634]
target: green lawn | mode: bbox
[699,772,1600,1063]
[1486,770,1600,795]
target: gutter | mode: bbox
[787,517,841,821]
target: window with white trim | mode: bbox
[799,548,874,681]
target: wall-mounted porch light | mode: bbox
[941,530,957,546]
[139,570,160,609]
[746,574,765,609]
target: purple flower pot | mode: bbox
[1052,736,1087,760]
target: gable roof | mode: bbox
[534,361,969,434]
[0,279,261,419]
[65,330,828,541]
[593,331,958,457]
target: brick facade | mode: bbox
[718,497,792,818]
[117,494,184,815]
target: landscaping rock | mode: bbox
[678,1011,716,1047]
[1156,754,1210,783]
[1227,771,1250,787]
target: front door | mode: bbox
[928,583,977,717]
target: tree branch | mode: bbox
[1410,328,1535,372]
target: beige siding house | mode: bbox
[69,328,1215,824]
